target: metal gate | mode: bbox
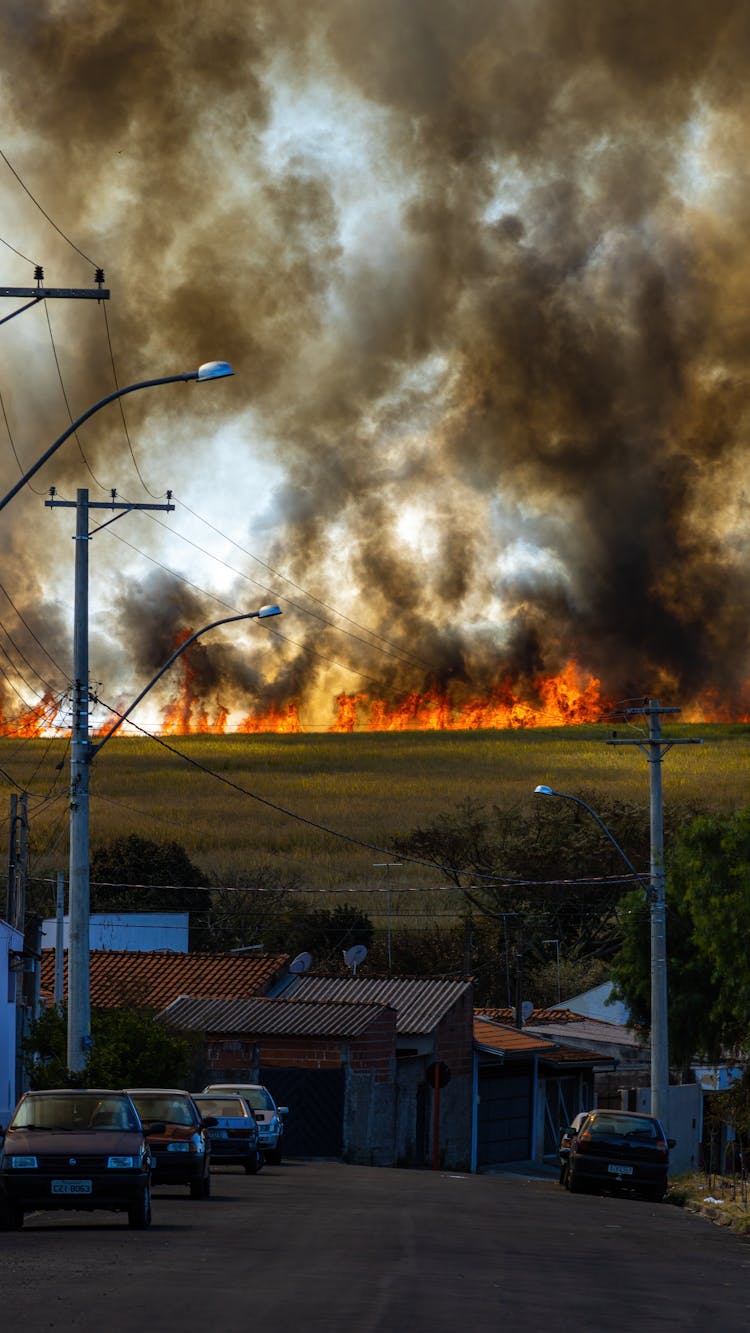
[259,1067,345,1158]
[477,1067,532,1166]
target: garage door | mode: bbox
[477,1067,532,1166]
[260,1067,345,1158]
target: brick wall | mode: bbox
[349,1009,397,1084]
[435,989,474,1078]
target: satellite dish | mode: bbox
[289,951,313,974]
[343,944,368,975]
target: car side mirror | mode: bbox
[202,1116,218,1128]
[278,1107,289,1117]
[667,1138,676,1149]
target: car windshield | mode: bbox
[130,1095,196,1127]
[11,1093,139,1132]
[194,1098,249,1119]
[587,1114,660,1140]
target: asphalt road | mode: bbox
[1,1162,749,1333]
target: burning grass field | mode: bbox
[8,721,748,907]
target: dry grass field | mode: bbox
[7,722,747,919]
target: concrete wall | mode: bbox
[621,1083,703,1175]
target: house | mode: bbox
[473,1014,610,1168]
[41,912,190,953]
[163,973,476,1170]
[163,992,399,1165]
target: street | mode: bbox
[1,1162,749,1332]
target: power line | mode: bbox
[0,147,100,270]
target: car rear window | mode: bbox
[588,1114,660,1140]
[194,1098,249,1118]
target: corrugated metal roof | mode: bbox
[280,975,472,1035]
[162,994,392,1038]
[40,949,289,1010]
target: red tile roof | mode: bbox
[473,1016,557,1055]
[477,1005,590,1025]
[40,949,289,1010]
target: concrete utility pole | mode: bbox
[47,488,175,1072]
[607,700,702,1129]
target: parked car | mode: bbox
[127,1089,212,1199]
[563,1108,676,1201]
[192,1094,263,1174]
[557,1111,589,1186]
[0,1088,154,1230]
[203,1084,288,1164]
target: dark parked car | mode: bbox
[563,1108,676,1201]
[203,1084,288,1164]
[127,1089,212,1199]
[192,1094,263,1174]
[557,1111,589,1185]
[0,1089,154,1230]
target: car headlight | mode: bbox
[7,1155,38,1168]
[167,1142,190,1153]
[107,1155,137,1168]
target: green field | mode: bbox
[6,722,746,914]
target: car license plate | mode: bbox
[51,1180,93,1194]
[209,1128,228,1139]
[607,1164,633,1176]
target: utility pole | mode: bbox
[607,700,701,1129]
[47,487,174,1072]
[6,791,28,931]
[372,862,401,976]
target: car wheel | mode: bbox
[642,1184,666,1203]
[244,1154,260,1175]
[567,1166,585,1194]
[189,1176,207,1199]
[559,1162,569,1188]
[266,1145,283,1165]
[128,1183,152,1229]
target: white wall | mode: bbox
[41,912,189,953]
[0,918,23,1126]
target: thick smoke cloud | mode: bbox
[1,1,750,726]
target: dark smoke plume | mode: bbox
[1,1,750,727]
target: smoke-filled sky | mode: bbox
[1,0,750,731]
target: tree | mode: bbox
[611,807,750,1067]
[23,1006,195,1088]
[90,834,211,947]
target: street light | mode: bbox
[0,358,236,1071]
[533,783,668,1126]
[66,603,281,1071]
[0,361,234,515]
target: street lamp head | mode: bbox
[257,604,281,619]
[534,784,554,796]
[197,360,234,380]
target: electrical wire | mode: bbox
[43,302,107,490]
[0,232,38,266]
[0,147,100,270]
[0,380,48,495]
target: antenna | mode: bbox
[289,951,313,974]
[343,944,368,976]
